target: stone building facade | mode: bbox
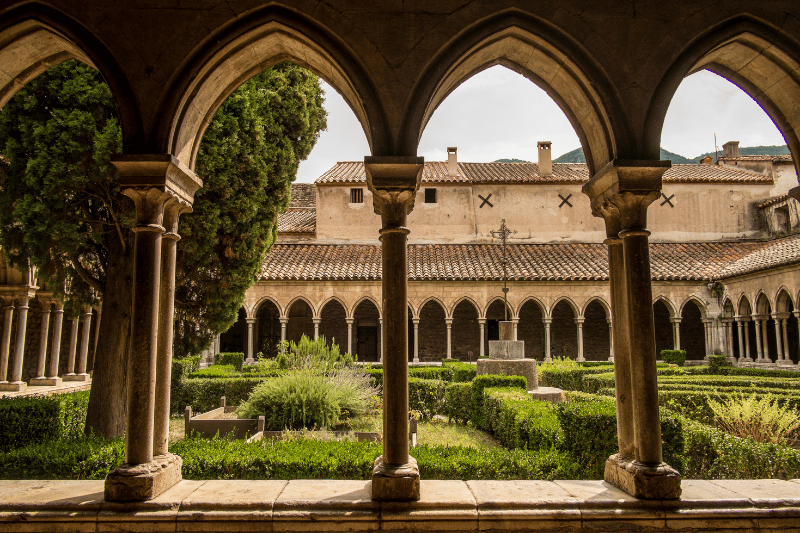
[212,143,800,367]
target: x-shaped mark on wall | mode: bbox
[660,193,675,207]
[558,193,573,208]
[478,193,493,208]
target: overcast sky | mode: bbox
[295,67,787,183]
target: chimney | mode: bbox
[447,147,458,176]
[700,155,713,165]
[722,141,740,159]
[537,141,552,176]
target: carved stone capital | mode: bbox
[582,159,669,231]
[364,156,424,227]
[112,154,202,208]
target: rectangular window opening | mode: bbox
[350,188,363,204]
[424,188,437,204]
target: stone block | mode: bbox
[0,381,26,392]
[29,377,62,386]
[528,386,563,402]
[104,453,183,502]
[488,340,524,360]
[477,359,538,389]
[371,455,420,501]
[63,373,90,382]
[604,454,682,500]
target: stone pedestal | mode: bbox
[62,373,90,382]
[0,381,25,392]
[477,321,540,391]
[104,453,183,501]
[30,377,63,386]
[604,454,682,500]
[371,455,420,501]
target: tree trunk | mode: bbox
[85,234,133,438]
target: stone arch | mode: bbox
[352,296,381,320]
[417,298,447,362]
[285,296,318,319]
[581,297,610,319]
[517,298,545,360]
[549,296,579,319]
[449,296,481,319]
[550,298,578,360]
[0,6,141,149]
[163,7,385,169]
[417,296,448,319]
[646,16,800,171]
[775,288,795,313]
[254,296,284,319]
[319,298,348,352]
[755,292,773,316]
[255,298,281,358]
[582,299,610,361]
[286,297,315,344]
[404,10,624,173]
[451,298,481,362]
[680,299,706,361]
[755,292,779,362]
[653,296,678,318]
[737,294,753,317]
[352,297,380,363]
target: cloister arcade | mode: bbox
[0,0,799,506]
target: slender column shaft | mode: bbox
[48,307,64,378]
[575,318,585,362]
[755,320,764,361]
[0,304,14,382]
[701,319,711,358]
[66,318,79,374]
[445,318,453,359]
[280,318,287,343]
[726,321,734,359]
[736,319,745,361]
[670,318,681,350]
[245,318,256,362]
[346,319,354,355]
[761,319,770,361]
[10,297,30,383]
[607,319,614,361]
[745,320,752,360]
[621,229,662,465]
[511,318,519,341]
[77,307,92,375]
[35,306,52,378]
[378,318,383,364]
[782,319,791,363]
[154,202,185,456]
[607,237,635,459]
[313,318,320,340]
[478,319,486,359]
[543,318,552,362]
[774,316,784,361]
[412,318,419,363]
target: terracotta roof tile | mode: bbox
[289,183,316,208]
[758,193,791,209]
[259,239,800,281]
[315,161,771,185]
[720,155,793,162]
[276,209,315,233]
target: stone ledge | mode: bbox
[2,479,800,532]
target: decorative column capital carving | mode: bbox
[365,156,424,227]
[112,154,202,206]
[582,159,670,231]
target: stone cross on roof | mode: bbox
[490,219,516,321]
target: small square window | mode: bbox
[350,188,363,203]
[424,188,437,204]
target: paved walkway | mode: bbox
[2,478,800,531]
[0,380,91,399]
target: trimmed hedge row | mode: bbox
[0,391,90,452]
[0,435,124,479]
[172,377,267,413]
[538,365,613,391]
[482,388,562,450]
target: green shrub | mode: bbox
[409,378,447,420]
[726,367,800,378]
[0,434,124,479]
[189,364,237,379]
[471,375,527,430]
[707,392,800,444]
[277,335,354,373]
[215,352,245,371]
[364,367,383,388]
[482,388,562,451]
[661,349,687,366]
[235,367,377,430]
[443,382,472,423]
[171,355,200,393]
[450,363,477,382]
[409,366,453,382]
[538,364,613,391]
[0,391,90,452]
[707,354,729,374]
[172,377,269,413]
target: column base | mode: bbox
[29,377,63,386]
[104,453,183,501]
[604,454,681,500]
[0,381,26,392]
[63,373,90,382]
[371,455,420,501]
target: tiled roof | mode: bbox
[315,161,771,185]
[259,238,800,281]
[289,183,316,208]
[276,209,316,233]
[720,155,793,162]
[758,193,791,209]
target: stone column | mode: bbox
[105,155,201,502]
[478,318,486,359]
[72,306,93,380]
[575,318,585,362]
[379,318,383,364]
[365,155,423,501]
[30,302,51,384]
[670,317,681,350]
[583,159,680,499]
[735,317,746,361]
[346,318,354,355]
[542,318,552,362]
[280,318,288,343]
[1,295,31,391]
[153,198,191,458]
[64,316,80,377]
[511,318,519,341]
[245,318,256,363]
[773,314,784,362]
[744,319,753,361]
[701,318,712,359]
[780,315,793,365]
[313,318,321,340]
[754,317,764,362]
[46,303,64,384]
[412,317,420,363]
[0,302,14,384]
[445,318,453,359]
[607,318,614,362]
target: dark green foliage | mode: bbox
[409,366,454,381]
[189,364,238,379]
[707,354,729,374]
[681,417,800,479]
[661,349,687,366]
[450,363,477,382]
[482,388,563,451]
[215,353,245,371]
[443,382,472,423]
[0,391,90,452]
[408,378,447,420]
[726,367,800,378]
[175,64,327,356]
[172,377,268,413]
[171,356,201,394]
[538,365,613,391]
[364,367,383,388]
[471,375,527,430]
[0,434,124,479]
